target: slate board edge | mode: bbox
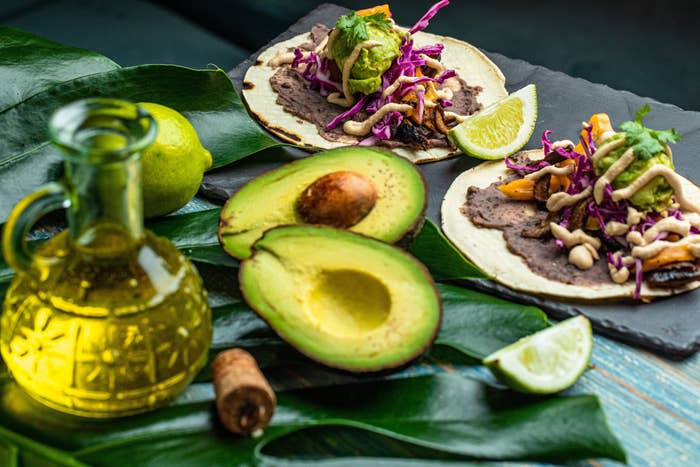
[462,279,699,358]
[221,3,699,358]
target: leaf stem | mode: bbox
[0,425,89,467]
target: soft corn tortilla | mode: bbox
[441,149,700,300]
[243,30,507,164]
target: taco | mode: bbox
[442,107,700,300]
[242,1,507,163]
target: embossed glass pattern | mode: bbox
[1,99,212,418]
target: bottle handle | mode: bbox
[2,182,68,275]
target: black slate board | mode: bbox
[201,3,700,358]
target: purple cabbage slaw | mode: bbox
[291,50,341,97]
[288,1,457,142]
[409,0,451,34]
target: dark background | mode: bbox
[2,0,699,110]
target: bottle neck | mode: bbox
[48,98,156,254]
[65,154,144,250]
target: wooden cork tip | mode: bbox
[211,348,276,436]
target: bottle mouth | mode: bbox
[49,98,157,163]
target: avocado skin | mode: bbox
[218,146,428,260]
[238,225,442,372]
[395,216,426,250]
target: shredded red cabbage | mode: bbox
[560,207,573,229]
[409,0,450,35]
[587,184,629,240]
[668,208,684,220]
[504,156,549,174]
[578,123,596,158]
[291,49,341,97]
[414,43,444,56]
[541,130,583,160]
[435,69,457,83]
[416,87,425,124]
[634,258,643,300]
[568,152,594,193]
[538,130,595,192]
[358,135,378,146]
[372,111,403,141]
[325,94,369,130]
[639,214,661,234]
[314,2,456,142]
[606,252,616,267]
[606,252,625,270]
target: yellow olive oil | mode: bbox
[2,229,211,418]
[1,99,212,418]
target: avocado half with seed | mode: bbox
[218,147,427,260]
[239,225,442,371]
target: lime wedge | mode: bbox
[448,84,537,160]
[483,315,592,394]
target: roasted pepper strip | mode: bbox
[585,216,600,230]
[357,4,391,17]
[497,178,535,200]
[574,113,614,153]
[642,244,696,272]
[549,159,576,194]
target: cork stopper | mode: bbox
[211,348,276,435]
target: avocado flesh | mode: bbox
[331,23,403,95]
[219,147,426,260]
[239,226,442,372]
[594,134,675,211]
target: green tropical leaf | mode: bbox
[409,220,487,280]
[0,374,624,465]
[0,27,119,112]
[148,208,237,267]
[0,64,281,223]
[0,425,87,467]
[435,284,550,359]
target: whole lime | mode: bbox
[137,102,213,218]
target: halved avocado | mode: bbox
[218,147,427,260]
[239,225,442,372]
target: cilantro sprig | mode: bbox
[335,11,392,46]
[619,104,681,160]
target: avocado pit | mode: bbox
[297,171,377,228]
[218,147,427,260]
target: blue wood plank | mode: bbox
[588,337,700,426]
[444,332,700,467]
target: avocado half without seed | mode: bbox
[239,226,442,372]
[218,147,427,260]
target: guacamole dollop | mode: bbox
[331,13,402,95]
[594,133,675,211]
